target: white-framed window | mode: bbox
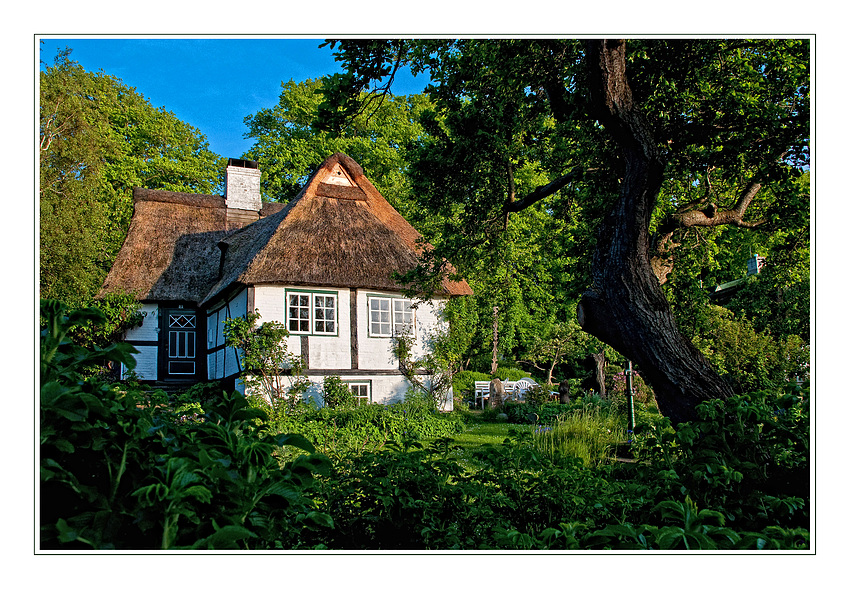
[368,295,415,337]
[347,382,371,406]
[393,298,414,336]
[313,294,337,334]
[286,290,338,336]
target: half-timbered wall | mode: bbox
[245,285,452,409]
[205,288,248,380]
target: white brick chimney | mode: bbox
[225,158,261,212]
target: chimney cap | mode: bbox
[227,158,259,169]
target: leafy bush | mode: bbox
[689,305,809,391]
[259,399,466,458]
[321,375,354,408]
[631,385,809,532]
[494,367,531,382]
[67,291,144,351]
[452,370,491,402]
[302,385,808,550]
[524,384,552,406]
[453,369,533,407]
[40,299,808,550]
[40,300,332,550]
[223,311,307,409]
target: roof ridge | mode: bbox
[133,187,225,209]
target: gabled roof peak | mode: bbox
[101,152,473,304]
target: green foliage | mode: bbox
[728,248,811,342]
[523,384,552,406]
[531,403,625,467]
[316,39,809,422]
[40,299,333,550]
[259,399,465,459]
[223,311,308,410]
[68,291,143,351]
[687,305,809,391]
[632,386,809,532]
[451,370,492,399]
[302,385,808,550]
[391,325,455,409]
[494,366,530,382]
[321,375,354,409]
[40,50,224,306]
[243,77,432,213]
[41,303,808,550]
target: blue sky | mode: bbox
[39,37,430,158]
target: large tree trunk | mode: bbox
[577,40,734,425]
[583,351,607,398]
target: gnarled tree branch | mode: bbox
[503,167,585,214]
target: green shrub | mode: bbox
[257,398,466,458]
[452,370,492,399]
[40,299,809,550]
[321,375,354,408]
[632,385,809,532]
[495,367,531,382]
[524,384,552,406]
[40,300,332,550]
[502,401,574,425]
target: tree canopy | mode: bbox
[242,78,432,218]
[315,38,810,424]
[39,49,225,306]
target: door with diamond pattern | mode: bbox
[164,308,198,378]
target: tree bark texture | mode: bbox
[558,380,571,404]
[577,40,734,425]
[589,351,607,398]
[489,378,504,409]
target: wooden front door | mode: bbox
[164,308,198,379]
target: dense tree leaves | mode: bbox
[316,38,810,423]
[243,78,432,216]
[39,49,224,306]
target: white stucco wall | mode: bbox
[122,345,158,381]
[254,285,352,370]
[232,285,454,410]
[121,303,159,380]
[124,303,160,342]
[357,291,447,370]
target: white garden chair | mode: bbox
[510,377,537,402]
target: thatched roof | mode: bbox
[202,153,472,304]
[100,153,472,305]
[99,190,228,302]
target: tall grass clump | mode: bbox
[532,403,625,467]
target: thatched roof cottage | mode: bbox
[101,153,471,407]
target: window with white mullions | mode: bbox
[369,297,392,336]
[287,293,312,334]
[286,291,338,335]
[314,295,336,333]
[368,296,415,337]
[348,382,371,406]
[393,298,414,336]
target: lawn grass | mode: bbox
[442,411,531,467]
[453,421,515,449]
